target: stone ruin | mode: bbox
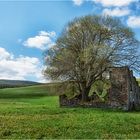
[59,66,140,111]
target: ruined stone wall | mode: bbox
[108,67,130,110]
[106,67,140,110]
[128,70,140,110]
[59,66,140,111]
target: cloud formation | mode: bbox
[127,16,140,28]
[93,0,137,7]
[0,47,13,60]
[0,47,45,82]
[103,7,131,17]
[23,31,56,50]
[72,0,84,6]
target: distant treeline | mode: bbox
[0,80,41,89]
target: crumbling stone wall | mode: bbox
[128,70,140,110]
[108,67,140,110]
[59,66,140,111]
[109,67,129,110]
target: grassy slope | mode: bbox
[137,79,140,85]
[0,83,63,98]
[0,85,140,139]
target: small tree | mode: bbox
[44,15,140,102]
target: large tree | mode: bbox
[44,15,140,101]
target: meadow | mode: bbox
[0,84,140,139]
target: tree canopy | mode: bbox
[44,15,140,101]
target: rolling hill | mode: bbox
[0,79,41,89]
[0,83,61,98]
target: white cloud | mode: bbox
[127,16,140,28]
[93,0,137,7]
[103,7,131,17]
[72,0,84,6]
[39,31,56,37]
[0,47,12,60]
[23,31,56,50]
[0,47,46,82]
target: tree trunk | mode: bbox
[81,87,91,102]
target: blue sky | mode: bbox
[0,0,140,82]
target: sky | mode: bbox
[0,0,140,82]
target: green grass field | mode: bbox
[137,79,140,85]
[0,84,140,139]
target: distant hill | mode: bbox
[0,79,41,89]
